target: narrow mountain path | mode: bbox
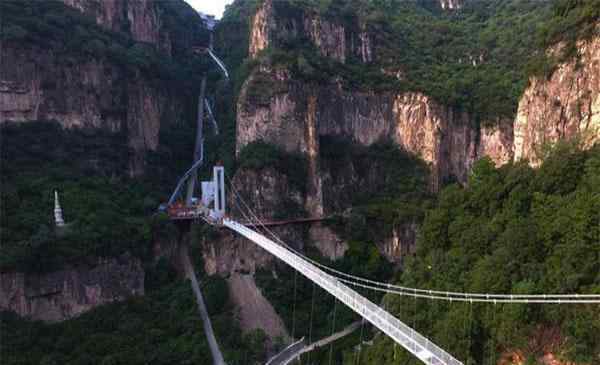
[179,243,227,365]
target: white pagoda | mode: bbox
[54,190,65,227]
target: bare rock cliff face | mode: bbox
[232,1,519,269]
[0,254,144,322]
[242,0,517,192]
[1,0,204,175]
[0,44,185,175]
[249,0,372,64]
[514,36,600,165]
[234,65,512,264]
[61,0,171,54]
[237,67,513,192]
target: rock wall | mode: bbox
[0,44,186,175]
[237,67,513,192]
[225,9,600,339]
[60,0,174,55]
[0,254,144,322]
[249,0,372,64]
[514,36,600,165]
[233,65,513,266]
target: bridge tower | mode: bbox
[211,166,225,220]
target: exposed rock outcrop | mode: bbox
[60,0,199,56]
[249,0,372,64]
[0,44,186,175]
[237,67,513,192]
[249,0,273,59]
[0,254,144,322]
[202,229,279,276]
[514,37,600,165]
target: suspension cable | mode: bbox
[227,179,600,303]
[307,282,316,365]
[467,301,473,365]
[462,301,468,362]
[292,270,298,339]
[490,302,496,365]
[356,317,364,365]
[328,298,338,365]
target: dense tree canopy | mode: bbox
[355,143,600,364]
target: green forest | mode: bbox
[0,122,151,272]
[354,143,600,365]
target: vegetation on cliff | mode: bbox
[220,0,597,125]
[0,0,225,272]
[355,143,600,364]
[252,138,429,362]
[0,0,209,87]
[0,122,151,272]
[3,1,599,364]
[319,137,431,242]
[237,141,308,192]
[220,0,557,123]
[540,0,600,57]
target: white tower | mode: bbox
[54,190,65,227]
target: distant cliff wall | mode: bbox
[0,0,206,175]
[249,0,372,64]
[514,36,600,165]
[60,0,204,56]
[0,254,144,322]
[237,66,513,193]
[0,44,186,175]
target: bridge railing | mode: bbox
[223,219,463,365]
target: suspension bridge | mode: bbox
[167,164,600,365]
[161,35,600,365]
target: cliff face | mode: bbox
[249,0,372,64]
[60,0,179,55]
[237,66,513,192]
[0,0,205,176]
[0,44,185,175]
[0,254,144,322]
[514,36,600,165]
[231,0,516,268]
